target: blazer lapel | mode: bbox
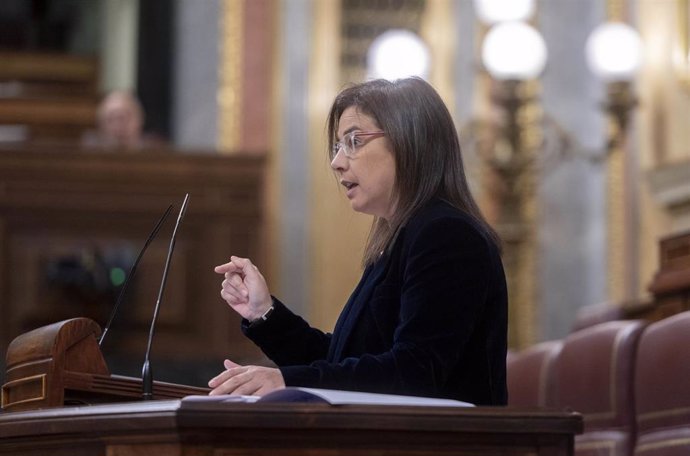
[326,265,371,361]
[328,253,392,362]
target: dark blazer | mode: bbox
[242,199,508,405]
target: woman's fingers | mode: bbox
[215,257,264,294]
[215,256,271,320]
[230,256,264,283]
[224,359,241,370]
[208,361,285,397]
[229,256,272,311]
[208,365,249,394]
[216,256,255,275]
[230,380,261,396]
[221,278,247,302]
[208,359,243,388]
[220,287,244,305]
[216,259,250,298]
[209,376,251,396]
[214,261,239,274]
[226,273,249,296]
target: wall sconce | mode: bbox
[585,21,642,150]
[478,20,548,200]
[469,8,548,348]
[469,2,644,341]
[482,21,547,81]
[367,29,430,81]
[585,20,642,303]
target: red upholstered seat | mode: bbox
[571,302,625,333]
[634,311,690,456]
[507,340,561,407]
[554,320,646,456]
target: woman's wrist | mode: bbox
[249,300,275,323]
[254,305,274,322]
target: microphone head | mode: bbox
[178,193,190,222]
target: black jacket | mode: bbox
[242,199,508,405]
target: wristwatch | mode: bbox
[249,305,274,326]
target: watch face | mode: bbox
[261,306,275,320]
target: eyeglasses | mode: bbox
[331,131,385,160]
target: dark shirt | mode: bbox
[242,199,508,405]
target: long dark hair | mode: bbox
[327,77,500,266]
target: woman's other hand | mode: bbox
[214,256,272,321]
[208,359,285,396]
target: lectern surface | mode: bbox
[0,399,581,456]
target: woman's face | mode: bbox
[331,106,396,220]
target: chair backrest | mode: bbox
[507,340,561,407]
[634,311,690,456]
[571,302,625,333]
[554,320,646,456]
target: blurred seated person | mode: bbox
[82,90,165,149]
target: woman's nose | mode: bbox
[330,148,347,171]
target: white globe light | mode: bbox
[481,22,547,80]
[586,22,642,82]
[474,0,535,24]
[367,29,430,80]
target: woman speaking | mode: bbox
[208,77,508,406]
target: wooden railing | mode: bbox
[0,51,100,142]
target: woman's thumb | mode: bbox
[224,359,241,370]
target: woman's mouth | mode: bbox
[341,180,358,197]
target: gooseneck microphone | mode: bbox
[99,205,174,347]
[142,193,190,400]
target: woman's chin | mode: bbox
[349,200,368,215]
[350,203,382,219]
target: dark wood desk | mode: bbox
[0,399,582,456]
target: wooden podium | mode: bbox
[0,399,582,456]
[1,318,208,412]
[0,319,582,455]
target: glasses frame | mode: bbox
[331,130,385,159]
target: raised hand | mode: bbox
[214,256,272,321]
